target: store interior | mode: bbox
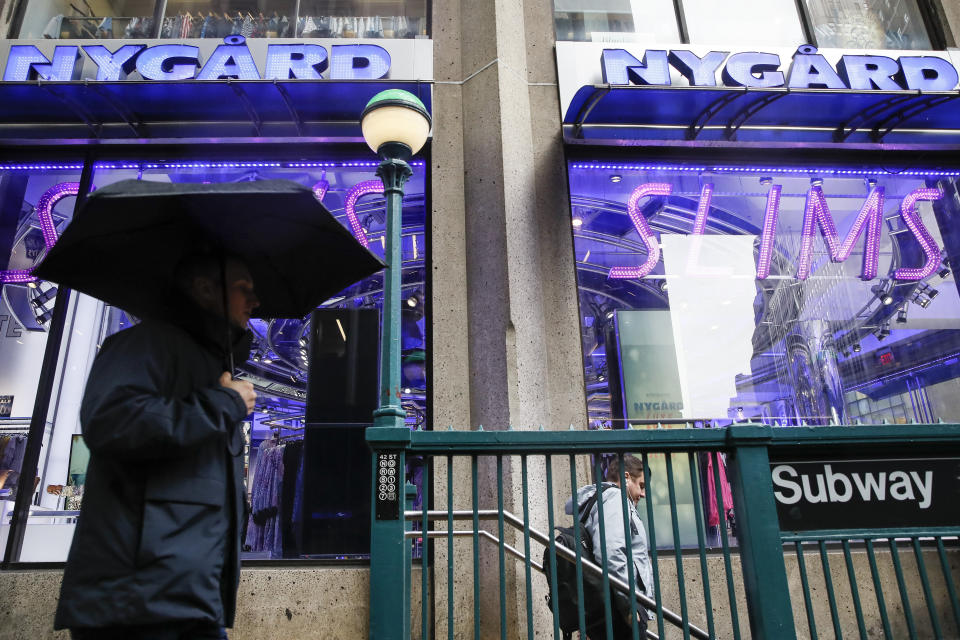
[569,162,960,430]
[0,158,427,560]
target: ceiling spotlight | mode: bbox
[759,176,773,186]
[927,287,939,300]
[252,353,261,362]
[897,306,908,323]
[658,280,668,292]
[852,343,861,353]
[915,296,931,309]
[876,323,891,341]
[572,218,583,228]
[26,281,37,289]
[810,177,824,187]
[299,337,307,347]
[939,267,951,279]
[597,375,606,382]
[881,293,893,305]
[604,309,616,320]
[262,357,273,364]
[406,296,417,307]
[36,310,53,325]
[403,388,411,394]
[610,175,622,183]
[865,178,877,188]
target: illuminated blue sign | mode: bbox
[601,44,960,91]
[2,36,393,82]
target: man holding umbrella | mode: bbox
[34,179,383,639]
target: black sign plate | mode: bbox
[771,457,960,532]
[375,452,400,520]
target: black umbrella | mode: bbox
[32,178,384,321]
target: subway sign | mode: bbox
[1,36,402,82]
[772,458,960,531]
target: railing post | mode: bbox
[368,427,412,640]
[726,424,797,640]
[405,481,418,636]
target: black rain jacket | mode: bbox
[55,307,251,630]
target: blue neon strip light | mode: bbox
[0,161,426,171]
[570,163,960,177]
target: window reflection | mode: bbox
[569,163,960,429]
[801,0,932,50]
[16,0,429,39]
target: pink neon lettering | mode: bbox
[0,181,79,286]
[755,185,782,279]
[893,188,943,280]
[796,186,884,281]
[609,183,673,280]
[344,179,384,249]
[691,183,713,235]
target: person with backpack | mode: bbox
[567,454,654,639]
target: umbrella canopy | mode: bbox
[32,178,384,320]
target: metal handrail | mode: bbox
[407,509,711,640]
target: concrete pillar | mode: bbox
[430,0,588,636]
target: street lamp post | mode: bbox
[361,89,430,640]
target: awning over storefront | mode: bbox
[0,79,432,141]
[564,84,960,146]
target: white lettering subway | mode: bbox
[772,464,933,509]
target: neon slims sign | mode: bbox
[608,182,944,282]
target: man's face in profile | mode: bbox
[224,261,259,328]
[190,259,260,329]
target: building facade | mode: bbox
[1,0,960,637]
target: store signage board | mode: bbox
[555,42,960,120]
[0,36,433,82]
[771,457,960,531]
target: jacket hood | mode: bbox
[564,482,618,516]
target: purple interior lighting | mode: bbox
[755,184,782,279]
[344,180,384,248]
[570,163,960,178]
[608,182,673,280]
[893,188,944,281]
[0,181,79,286]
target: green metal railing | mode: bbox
[368,423,960,639]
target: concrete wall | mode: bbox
[0,566,423,640]
[2,547,956,639]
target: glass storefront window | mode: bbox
[553,0,680,43]
[296,1,428,38]
[800,0,933,49]
[18,0,158,39]
[551,0,936,49]
[159,2,297,38]
[569,161,960,429]
[0,164,83,562]
[16,0,429,39]
[4,158,428,562]
[683,0,806,47]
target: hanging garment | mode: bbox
[705,452,734,527]
[280,440,303,557]
[200,15,213,38]
[241,15,254,38]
